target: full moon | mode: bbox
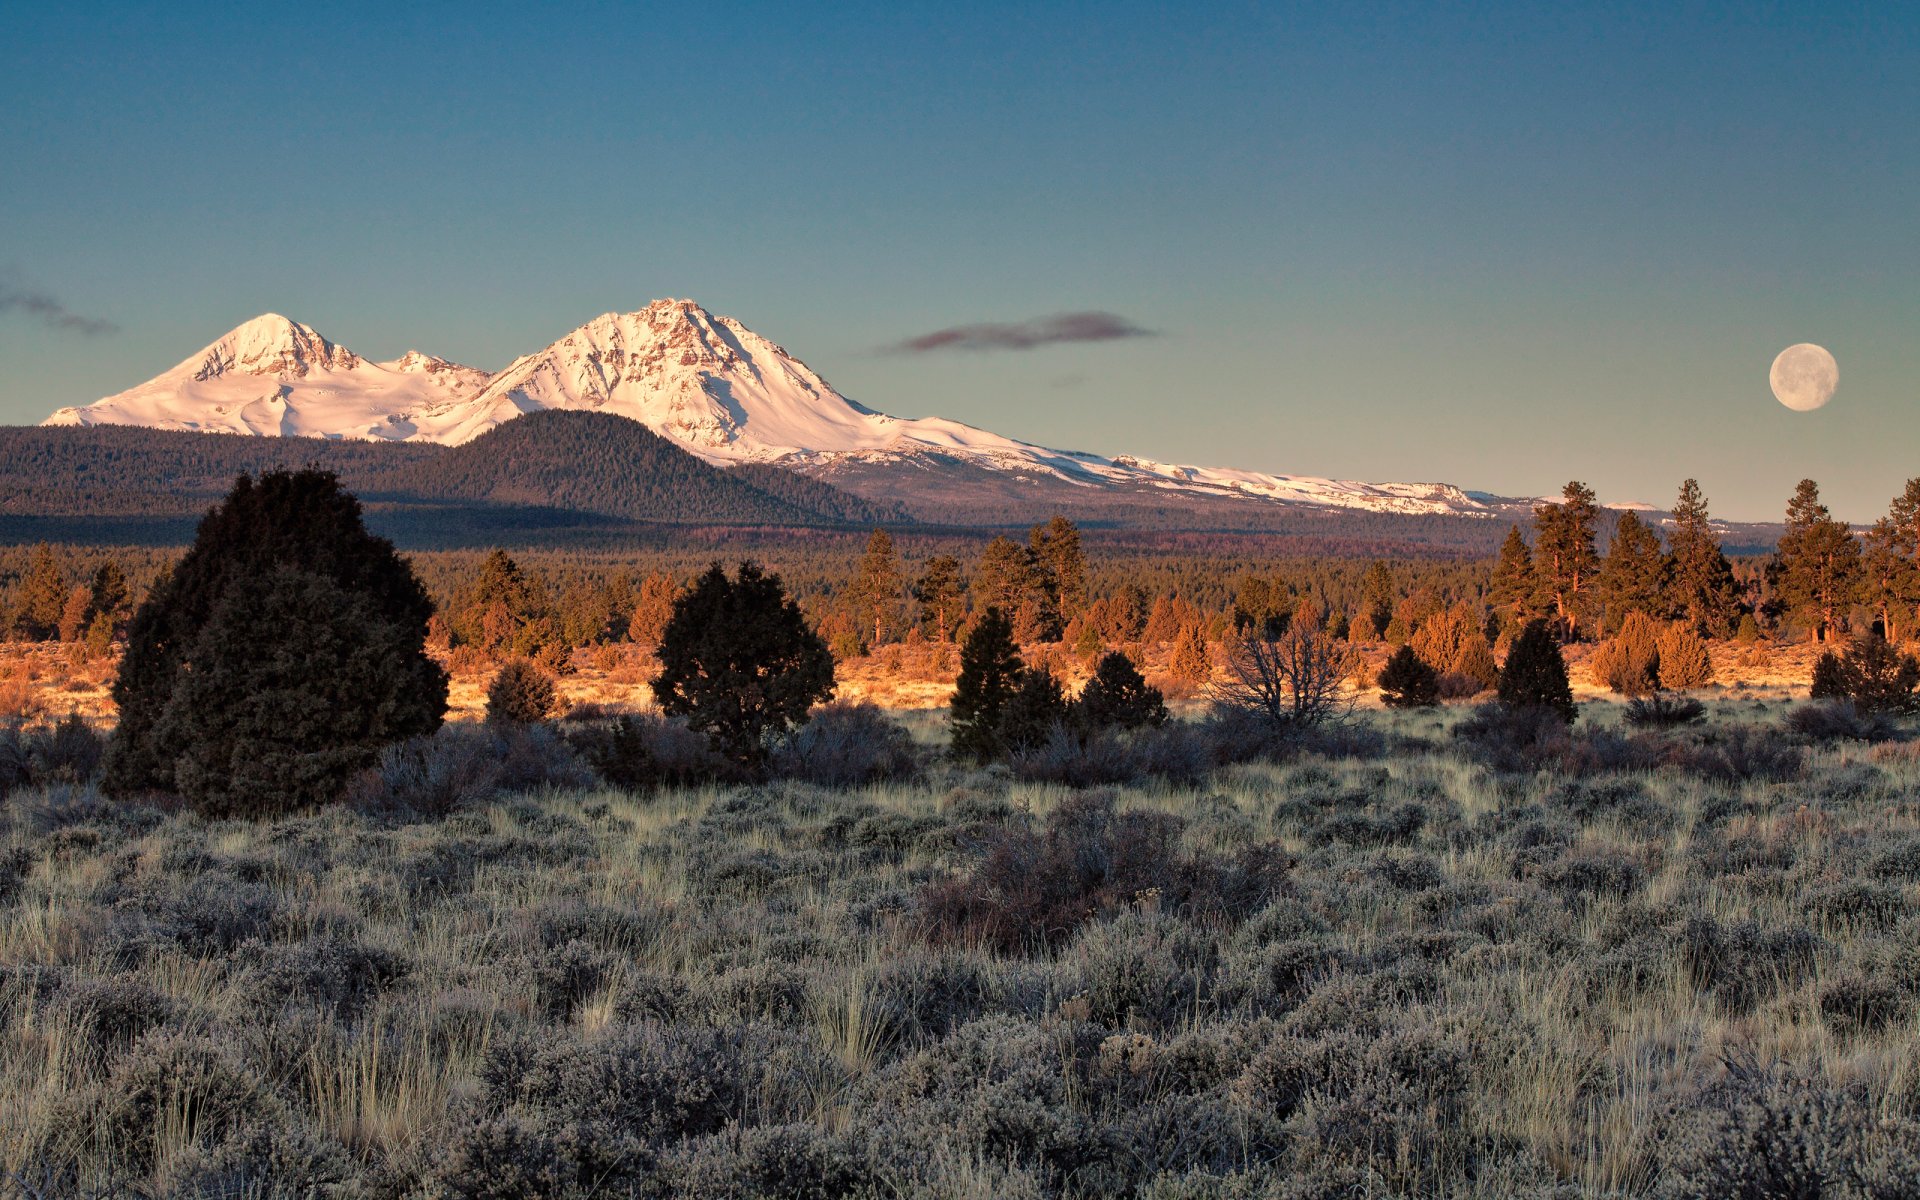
[1770,343,1838,412]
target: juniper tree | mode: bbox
[1376,644,1440,708]
[650,561,835,768]
[1770,479,1860,643]
[1664,479,1741,637]
[950,607,1023,763]
[103,469,447,804]
[1077,650,1168,730]
[1656,623,1714,690]
[1588,610,1663,696]
[157,566,449,816]
[999,666,1070,752]
[1809,632,1920,714]
[1498,619,1576,723]
[1532,482,1602,641]
[487,659,558,724]
[1598,510,1669,633]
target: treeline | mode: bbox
[0,473,1903,677]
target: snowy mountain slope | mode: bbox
[42,301,1495,518]
[43,314,488,440]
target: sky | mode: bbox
[1,1,1915,522]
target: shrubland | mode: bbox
[4,696,1920,1197]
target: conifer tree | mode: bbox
[1497,619,1576,723]
[1588,610,1663,696]
[487,659,558,724]
[1656,623,1714,690]
[1376,644,1440,708]
[88,561,129,629]
[1597,511,1669,633]
[1809,632,1920,714]
[1487,527,1540,632]
[1142,594,1179,644]
[1770,479,1861,643]
[628,574,678,648]
[104,469,447,803]
[651,561,835,767]
[1077,650,1168,729]
[57,586,90,643]
[849,529,907,648]
[950,607,1023,763]
[1860,478,1920,644]
[1360,561,1395,639]
[15,544,67,642]
[1169,621,1212,688]
[1532,482,1602,641]
[157,566,449,816]
[912,555,966,642]
[973,537,1047,634]
[1664,479,1741,637]
[999,667,1070,752]
[1029,515,1088,623]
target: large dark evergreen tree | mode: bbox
[1532,482,1601,641]
[651,561,835,767]
[1771,479,1860,643]
[950,607,1023,763]
[103,469,447,803]
[157,567,449,816]
[1376,644,1440,709]
[1077,651,1168,730]
[1663,479,1741,637]
[1497,619,1576,723]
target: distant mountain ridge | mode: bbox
[45,300,1505,520]
[0,416,898,531]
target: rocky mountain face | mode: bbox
[43,301,1502,519]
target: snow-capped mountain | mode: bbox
[42,301,1493,518]
[43,314,489,440]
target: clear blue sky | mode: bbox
[2,1,1914,521]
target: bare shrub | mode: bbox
[770,702,920,786]
[1785,700,1898,743]
[1624,694,1706,729]
[565,711,734,791]
[1216,624,1357,731]
[917,792,1290,953]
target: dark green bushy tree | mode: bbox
[1076,651,1168,730]
[104,469,447,804]
[1376,644,1440,708]
[950,608,1023,763]
[999,667,1070,752]
[650,561,835,767]
[1810,633,1920,714]
[156,567,450,817]
[1497,619,1576,724]
[487,659,558,724]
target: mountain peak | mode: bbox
[193,313,360,381]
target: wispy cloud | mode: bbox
[890,311,1153,354]
[0,271,118,336]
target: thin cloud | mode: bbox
[891,311,1153,353]
[0,272,118,336]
